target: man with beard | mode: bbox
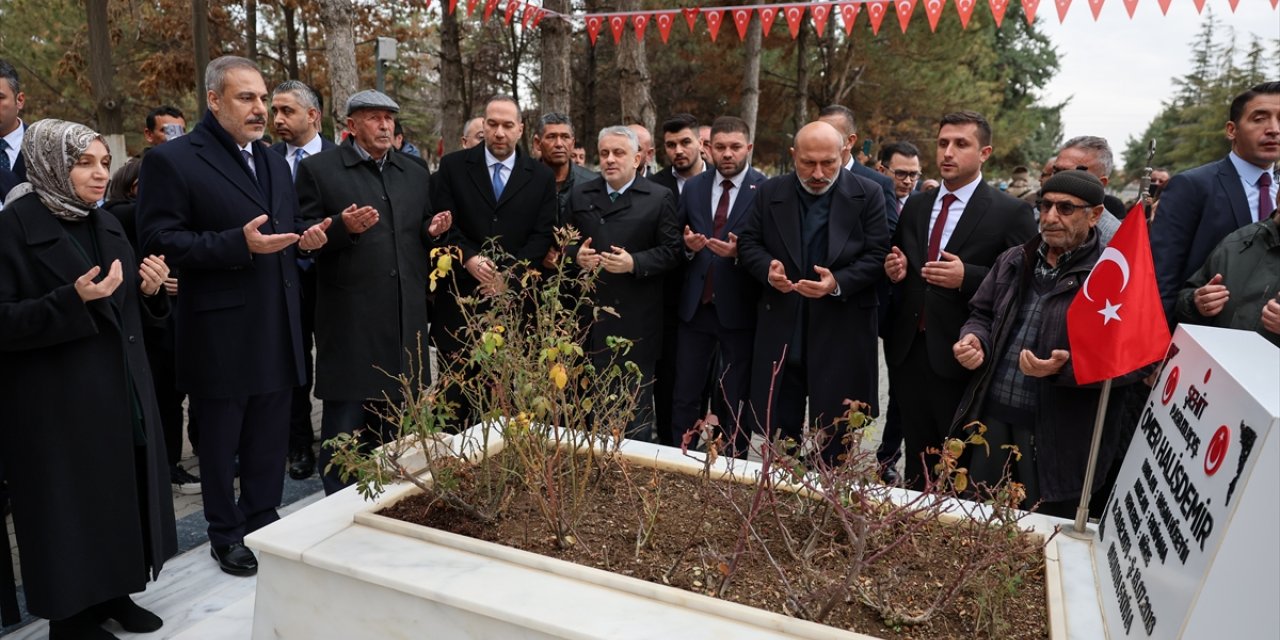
[138,55,331,575]
[737,121,890,462]
[650,113,706,197]
[671,116,766,453]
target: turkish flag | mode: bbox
[894,0,917,33]
[1067,206,1171,385]
[503,0,518,24]
[839,3,861,35]
[989,0,1010,26]
[1193,0,1206,12]
[759,7,778,36]
[955,0,977,29]
[633,14,650,41]
[1053,0,1071,23]
[1087,0,1104,20]
[785,5,806,39]
[923,0,944,31]
[586,16,603,45]
[705,10,725,41]
[1022,0,1040,24]
[811,4,832,35]
[1122,0,1139,18]
[1156,0,1172,14]
[733,8,752,41]
[482,0,498,22]
[867,2,890,35]
[609,15,626,44]
[656,12,675,43]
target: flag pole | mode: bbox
[1071,378,1112,535]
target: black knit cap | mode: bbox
[1039,169,1104,206]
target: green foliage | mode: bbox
[1122,13,1280,180]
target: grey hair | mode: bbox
[1061,135,1114,177]
[598,125,639,154]
[272,80,321,112]
[205,56,260,94]
[537,112,574,137]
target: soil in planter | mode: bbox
[380,455,1048,639]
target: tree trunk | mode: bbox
[740,1,763,141]
[246,0,257,63]
[192,0,209,117]
[793,24,809,133]
[616,0,654,133]
[317,0,358,140]
[540,0,571,114]
[284,3,299,79]
[582,0,598,160]
[84,0,125,170]
[439,6,465,154]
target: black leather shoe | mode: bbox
[879,465,901,486]
[288,447,316,480]
[210,543,258,576]
[94,596,162,633]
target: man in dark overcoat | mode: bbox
[137,56,329,576]
[737,121,890,462]
[296,90,451,494]
[568,125,682,440]
[431,94,557,429]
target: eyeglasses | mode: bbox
[1036,199,1092,217]
[892,170,921,181]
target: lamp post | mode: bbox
[376,36,397,93]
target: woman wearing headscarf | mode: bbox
[0,120,177,639]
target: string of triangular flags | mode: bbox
[423,0,1279,43]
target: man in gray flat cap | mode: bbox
[295,88,452,494]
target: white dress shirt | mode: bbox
[485,146,516,187]
[709,168,750,224]
[1,119,21,170]
[1228,151,1278,219]
[928,173,983,259]
[286,134,325,176]
[607,176,637,199]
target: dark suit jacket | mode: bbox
[676,168,767,329]
[849,162,899,229]
[136,111,306,398]
[433,144,557,285]
[1150,156,1254,318]
[296,143,437,402]
[737,171,891,421]
[568,176,681,366]
[884,181,1037,380]
[0,131,25,203]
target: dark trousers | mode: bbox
[875,384,904,467]
[670,304,753,455]
[289,263,317,453]
[653,319,680,446]
[318,400,391,495]
[890,331,968,491]
[189,389,291,546]
[144,328,185,468]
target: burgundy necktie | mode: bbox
[919,193,958,330]
[1259,171,1274,222]
[700,180,734,304]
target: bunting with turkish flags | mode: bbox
[1066,204,1171,385]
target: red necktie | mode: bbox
[1259,171,1273,222]
[700,180,734,304]
[919,193,958,330]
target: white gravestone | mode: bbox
[1094,324,1279,639]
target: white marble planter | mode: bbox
[246,434,1106,639]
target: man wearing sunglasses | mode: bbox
[951,170,1130,516]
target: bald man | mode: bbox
[628,123,656,178]
[737,121,890,462]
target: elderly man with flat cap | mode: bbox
[951,170,1137,516]
[295,89,451,494]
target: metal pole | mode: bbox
[376,60,385,93]
[1073,378,1113,534]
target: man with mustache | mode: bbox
[883,111,1036,490]
[737,121,890,462]
[294,90,451,495]
[137,55,330,576]
[951,170,1125,515]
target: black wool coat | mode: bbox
[568,176,682,367]
[296,144,439,401]
[0,194,177,620]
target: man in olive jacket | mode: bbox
[295,90,451,494]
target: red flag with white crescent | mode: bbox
[785,5,806,39]
[609,15,626,43]
[447,0,458,14]
[924,0,944,31]
[466,0,479,16]
[895,0,917,33]
[1156,0,1172,13]
[503,0,517,24]
[682,7,701,32]
[656,11,675,43]
[1192,0,1206,12]
[1227,0,1240,11]
[956,0,977,28]
[1022,0,1040,24]
[866,1,890,34]
[1122,0,1138,18]
[586,16,603,45]
[1066,205,1171,384]
[633,14,650,40]
[733,8,752,40]
[521,3,536,27]
[989,0,1009,26]
[482,0,498,21]
[839,3,861,34]
[1054,0,1072,22]
[1087,0,1104,19]
[759,6,778,36]
[532,8,545,27]
[705,10,725,41]
[811,4,832,35]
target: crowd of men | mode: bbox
[0,50,1276,605]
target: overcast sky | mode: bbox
[1034,0,1280,156]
